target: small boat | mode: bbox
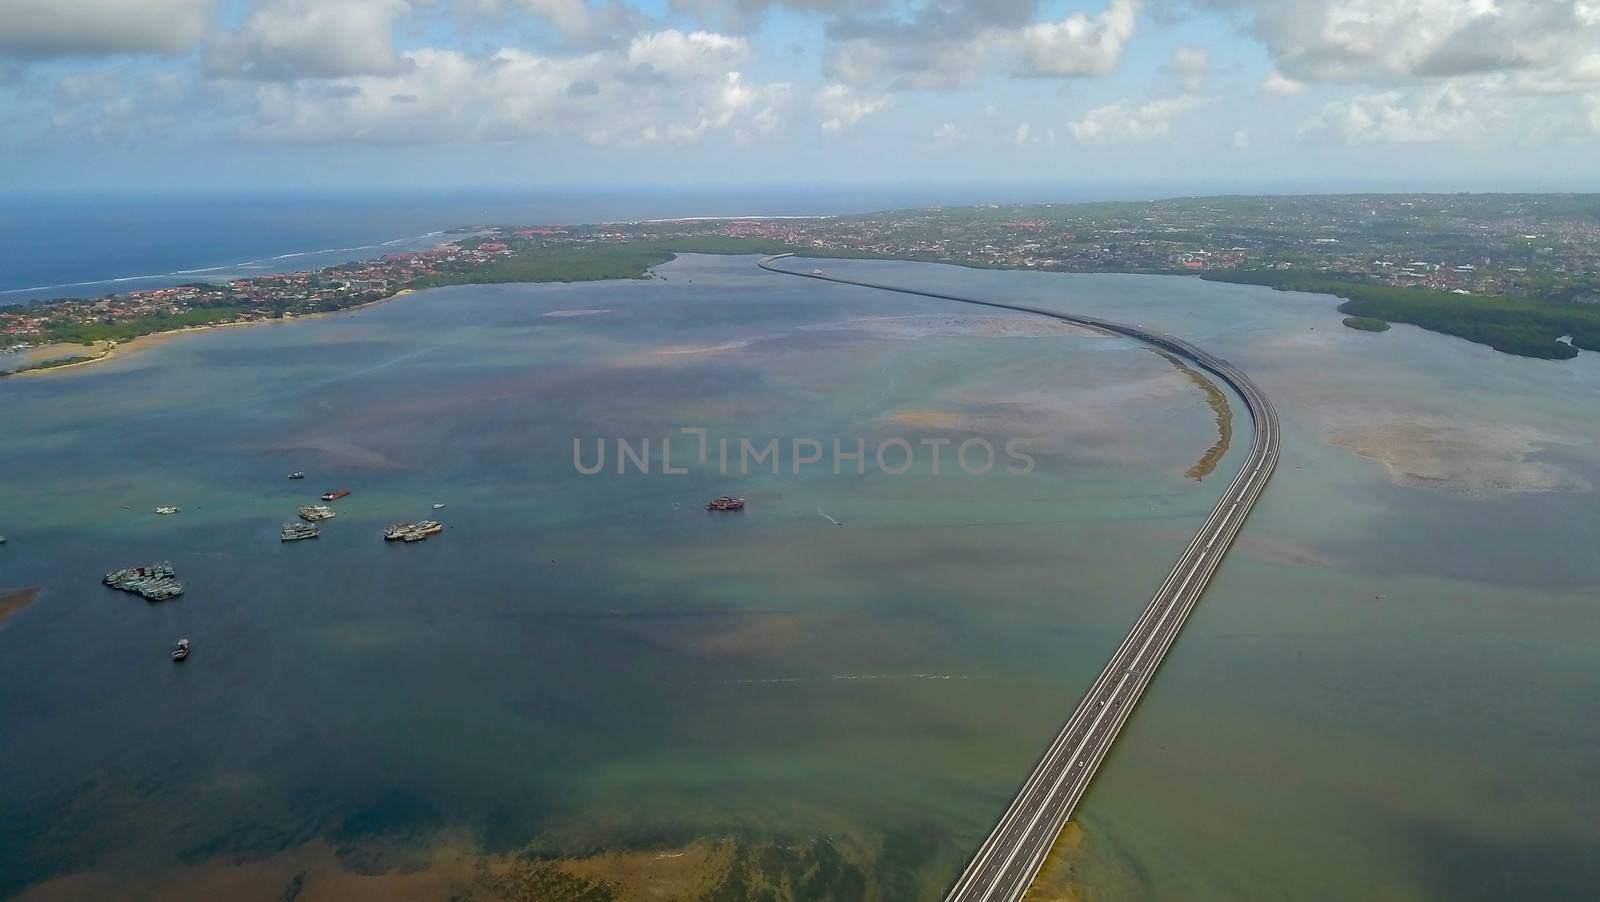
[812,269,824,277]
[707,496,746,512]
[281,522,320,541]
[154,506,180,515]
[432,503,446,510]
[321,489,351,502]
[288,472,305,480]
[384,520,443,542]
[171,638,190,662]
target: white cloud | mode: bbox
[931,121,966,146]
[668,0,881,34]
[208,0,417,80]
[1298,81,1485,144]
[1017,0,1139,78]
[825,34,993,91]
[1204,0,1600,93]
[1232,129,1251,149]
[814,82,889,133]
[48,70,188,139]
[0,0,216,58]
[240,31,791,146]
[1163,45,1210,89]
[1262,70,1306,96]
[625,29,747,76]
[825,0,1139,89]
[56,73,123,106]
[1010,121,1032,145]
[460,0,644,47]
[1068,94,1208,144]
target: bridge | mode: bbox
[758,254,1280,902]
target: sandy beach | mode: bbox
[4,289,417,378]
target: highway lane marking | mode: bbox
[964,672,1138,898]
[761,256,1278,902]
[948,500,1243,893]
[963,546,1217,898]
[955,482,1266,897]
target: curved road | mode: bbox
[758,254,1280,902]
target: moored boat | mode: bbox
[384,519,444,542]
[103,561,185,601]
[321,489,351,502]
[171,638,190,661]
[282,522,320,541]
[288,472,305,480]
[707,496,746,512]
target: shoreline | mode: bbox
[6,289,417,378]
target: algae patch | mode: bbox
[0,587,41,628]
[1153,351,1233,481]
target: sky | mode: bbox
[3,0,1600,193]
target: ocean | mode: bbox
[0,180,1400,305]
[0,185,1109,304]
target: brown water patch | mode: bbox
[1328,418,1589,498]
[802,314,1096,341]
[669,611,817,658]
[1024,823,1092,902]
[888,410,994,432]
[1153,351,1233,481]
[253,436,410,471]
[0,587,41,627]
[16,833,902,902]
[1231,533,1333,568]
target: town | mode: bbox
[6,194,1600,369]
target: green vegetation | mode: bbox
[702,839,868,902]
[1342,316,1392,333]
[1206,270,1595,360]
[476,859,617,902]
[405,246,672,289]
[400,235,898,293]
[7,355,97,375]
[406,237,796,290]
[39,307,243,345]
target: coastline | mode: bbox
[5,289,416,378]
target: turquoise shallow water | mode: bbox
[2,255,1598,900]
[0,255,1236,898]
[821,261,1600,901]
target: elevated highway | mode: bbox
[758,254,1279,902]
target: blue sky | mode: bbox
[3,0,1600,192]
